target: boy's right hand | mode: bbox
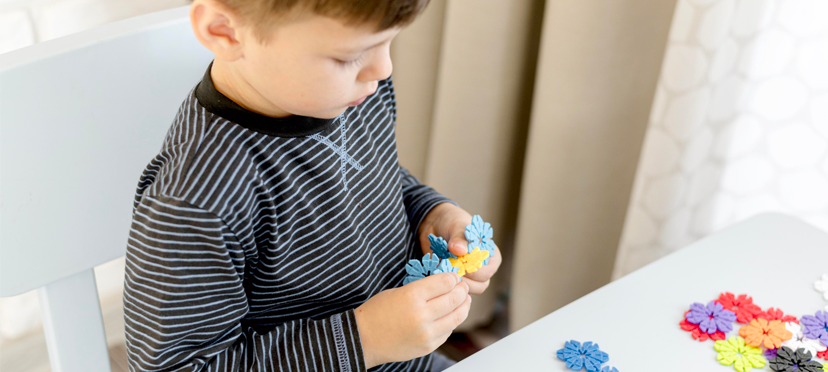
[355,273,471,369]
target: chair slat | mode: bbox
[38,269,111,372]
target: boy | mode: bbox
[124,0,502,371]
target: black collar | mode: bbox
[195,62,336,137]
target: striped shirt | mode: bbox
[124,64,453,372]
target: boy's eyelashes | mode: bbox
[333,55,364,68]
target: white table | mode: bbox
[448,213,828,371]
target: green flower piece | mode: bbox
[714,336,767,372]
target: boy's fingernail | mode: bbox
[468,295,472,303]
[456,274,462,283]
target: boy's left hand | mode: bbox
[418,203,502,295]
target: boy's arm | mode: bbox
[398,166,456,237]
[124,195,364,372]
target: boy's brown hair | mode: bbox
[220,0,430,39]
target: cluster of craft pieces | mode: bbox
[555,340,618,372]
[403,215,495,285]
[681,290,828,372]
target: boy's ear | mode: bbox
[190,0,246,61]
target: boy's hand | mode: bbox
[418,203,502,295]
[355,273,471,368]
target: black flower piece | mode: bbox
[768,346,825,372]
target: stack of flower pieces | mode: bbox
[402,215,495,285]
[680,291,828,371]
[555,340,618,372]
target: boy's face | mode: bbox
[231,14,401,119]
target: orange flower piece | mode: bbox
[738,318,793,349]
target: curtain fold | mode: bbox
[392,0,677,331]
[509,0,676,331]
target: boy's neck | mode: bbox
[210,60,293,118]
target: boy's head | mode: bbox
[190,0,429,119]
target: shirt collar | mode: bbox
[194,62,336,137]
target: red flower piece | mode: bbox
[716,292,762,324]
[680,310,726,342]
[757,307,799,324]
[818,349,827,360]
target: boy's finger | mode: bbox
[461,277,490,295]
[433,294,472,333]
[408,272,461,300]
[425,281,470,319]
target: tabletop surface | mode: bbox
[447,213,828,371]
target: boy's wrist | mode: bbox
[354,305,380,369]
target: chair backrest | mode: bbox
[0,6,213,371]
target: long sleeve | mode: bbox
[398,167,456,235]
[124,194,365,372]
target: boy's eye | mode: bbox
[334,55,363,67]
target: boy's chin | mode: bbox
[309,106,349,119]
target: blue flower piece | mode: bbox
[429,234,456,260]
[432,259,458,275]
[600,367,618,372]
[403,253,440,285]
[556,340,609,372]
[464,215,495,265]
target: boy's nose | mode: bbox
[359,52,393,82]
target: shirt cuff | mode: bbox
[401,184,457,237]
[332,310,366,372]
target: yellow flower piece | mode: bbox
[714,336,766,372]
[738,318,792,349]
[448,247,489,277]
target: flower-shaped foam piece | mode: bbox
[815,274,828,301]
[717,293,763,324]
[801,311,828,347]
[428,234,457,260]
[464,215,495,265]
[681,310,726,342]
[818,349,827,360]
[403,253,440,285]
[769,346,824,372]
[431,259,458,275]
[600,367,618,372]
[739,318,793,349]
[782,322,827,358]
[448,247,489,277]
[758,308,800,324]
[765,348,779,360]
[556,340,609,372]
[687,301,738,334]
[714,336,767,372]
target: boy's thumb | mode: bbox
[448,233,469,256]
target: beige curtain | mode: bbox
[391,0,677,332]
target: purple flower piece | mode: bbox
[800,310,828,347]
[686,301,737,334]
[764,347,778,360]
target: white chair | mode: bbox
[0,6,212,371]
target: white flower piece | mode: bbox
[816,274,828,300]
[781,322,827,357]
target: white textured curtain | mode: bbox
[615,0,828,277]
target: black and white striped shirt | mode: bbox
[124,64,453,372]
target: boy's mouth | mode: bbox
[347,95,368,106]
